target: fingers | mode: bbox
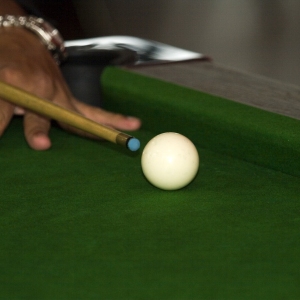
[0,62,141,149]
[0,98,14,137]
[0,94,52,150]
[23,112,51,151]
[72,99,142,131]
[19,68,62,150]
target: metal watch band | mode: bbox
[0,15,67,64]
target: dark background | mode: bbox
[31,0,300,87]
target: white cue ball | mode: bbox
[141,132,199,190]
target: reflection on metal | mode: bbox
[65,36,203,65]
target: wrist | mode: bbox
[0,27,54,68]
[0,15,67,64]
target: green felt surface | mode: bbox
[102,67,300,178]
[1,67,300,299]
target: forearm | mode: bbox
[0,0,27,15]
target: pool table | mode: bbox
[1,60,300,299]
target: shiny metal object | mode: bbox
[65,35,204,65]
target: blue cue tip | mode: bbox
[127,138,140,151]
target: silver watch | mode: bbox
[0,15,67,64]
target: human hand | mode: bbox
[0,27,141,150]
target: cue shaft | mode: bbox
[0,81,136,149]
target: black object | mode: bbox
[61,46,137,107]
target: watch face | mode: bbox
[42,20,64,48]
[40,19,67,62]
[25,16,68,63]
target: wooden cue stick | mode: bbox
[0,81,140,151]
